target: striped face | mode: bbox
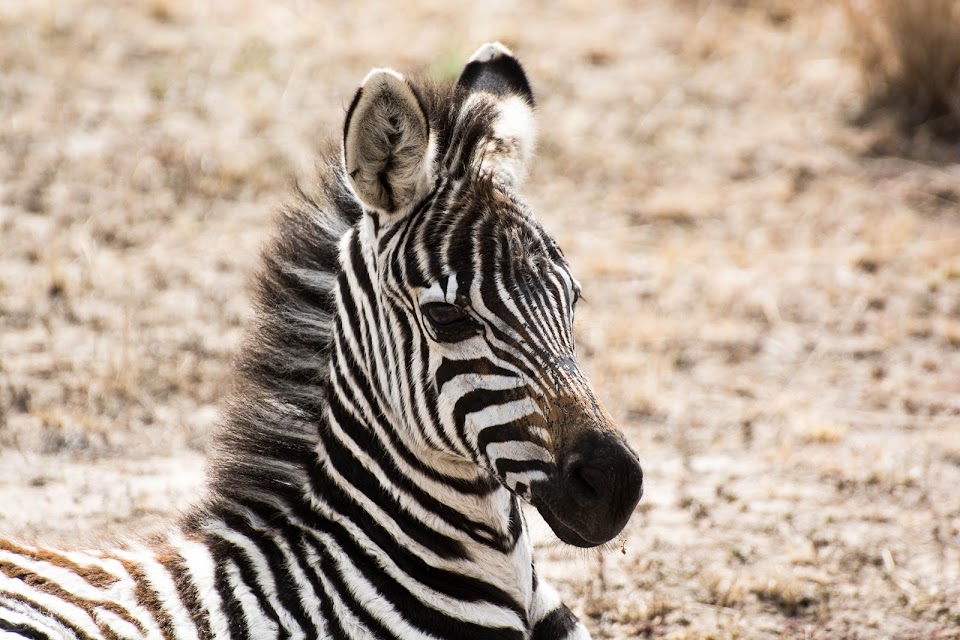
[343,44,643,547]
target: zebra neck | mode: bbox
[312,360,526,556]
[292,220,530,571]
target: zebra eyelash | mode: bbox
[420,301,482,342]
[570,287,583,309]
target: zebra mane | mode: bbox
[205,78,493,505]
[206,146,359,503]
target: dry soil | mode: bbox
[2,1,959,638]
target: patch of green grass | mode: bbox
[428,44,468,82]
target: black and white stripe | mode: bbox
[0,42,642,639]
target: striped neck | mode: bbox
[313,222,525,555]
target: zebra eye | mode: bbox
[422,302,468,327]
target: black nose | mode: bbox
[562,430,643,534]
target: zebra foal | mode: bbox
[0,43,644,639]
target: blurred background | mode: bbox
[1,1,959,638]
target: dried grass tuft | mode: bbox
[799,420,848,445]
[701,570,747,608]
[751,573,817,616]
[148,0,174,23]
[843,0,960,135]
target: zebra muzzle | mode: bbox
[532,429,644,547]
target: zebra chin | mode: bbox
[530,430,644,548]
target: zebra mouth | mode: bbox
[531,494,603,548]
[531,476,641,548]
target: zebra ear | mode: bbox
[457,43,536,188]
[343,69,435,217]
[458,42,534,106]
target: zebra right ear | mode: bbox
[343,69,435,219]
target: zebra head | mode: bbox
[340,43,643,548]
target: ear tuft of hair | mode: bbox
[457,42,534,106]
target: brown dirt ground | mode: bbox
[2,1,959,638]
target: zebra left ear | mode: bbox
[457,42,534,106]
[458,43,536,188]
[343,68,435,218]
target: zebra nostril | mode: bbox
[573,466,601,498]
[565,456,605,501]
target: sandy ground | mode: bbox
[2,1,960,638]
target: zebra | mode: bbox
[0,43,644,639]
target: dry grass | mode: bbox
[797,419,848,444]
[2,1,960,638]
[750,573,818,617]
[701,570,747,608]
[844,0,960,135]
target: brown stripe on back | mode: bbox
[115,557,178,640]
[156,548,214,640]
[0,589,96,640]
[0,539,119,589]
[93,618,124,640]
[0,559,149,637]
[1,560,91,612]
[0,615,52,640]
